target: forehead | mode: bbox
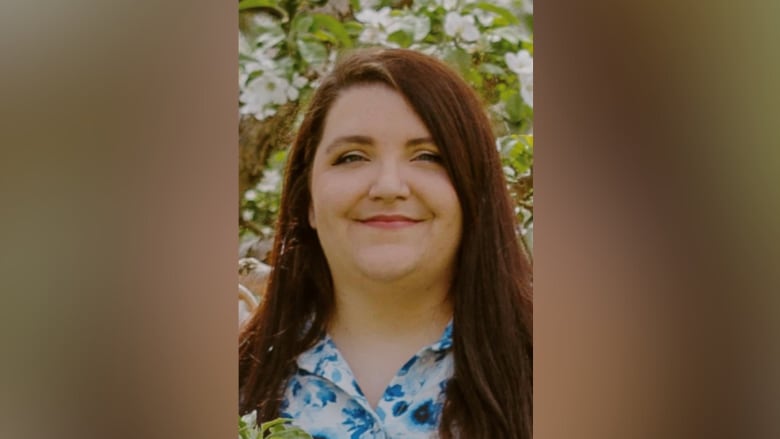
[317,84,432,149]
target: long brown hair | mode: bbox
[239,48,532,438]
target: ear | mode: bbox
[308,205,316,229]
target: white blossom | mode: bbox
[444,12,480,42]
[359,0,380,9]
[474,9,495,27]
[239,69,247,88]
[520,78,533,108]
[355,6,392,27]
[286,85,299,101]
[292,72,308,89]
[251,13,278,28]
[356,7,394,45]
[257,169,281,192]
[359,25,389,45]
[505,50,533,77]
[522,0,534,14]
[241,209,254,221]
[244,189,257,201]
[436,0,459,10]
[238,33,252,55]
[506,50,533,108]
[239,410,260,439]
[385,14,431,42]
[240,73,293,120]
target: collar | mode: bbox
[296,319,454,375]
[429,318,454,353]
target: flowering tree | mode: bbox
[239,0,533,258]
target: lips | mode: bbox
[359,214,421,229]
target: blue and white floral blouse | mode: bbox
[280,321,454,439]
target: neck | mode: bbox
[327,276,453,345]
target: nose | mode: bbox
[368,160,410,201]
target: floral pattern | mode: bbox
[281,322,454,438]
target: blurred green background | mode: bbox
[238,0,534,263]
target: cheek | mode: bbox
[440,191,463,240]
[308,182,346,229]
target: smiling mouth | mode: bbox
[359,215,422,229]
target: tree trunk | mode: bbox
[238,102,299,214]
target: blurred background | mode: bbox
[237,0,534,253]
[237,0,534,320]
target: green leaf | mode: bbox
[238,0,289,23]
[270,149,289,167]
[478,62,505,76]
[238,417,250,439]
[260,418,294,433]
[267,429,313,438]
[387,30,414,48]
[466,2,520,25]
[297,38,328,66]
[504,90,524,122]
[343,21,364,38]
[311,29,337,44]
[520,134,533,150]
[311,13,353,48]
[293,14,314,35]
[521,40,534,55]
[465,67,484,88]
[492,27,521,45]
[444,47,472,75]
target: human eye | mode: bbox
[412,150,443,164]
[333,151,368,165]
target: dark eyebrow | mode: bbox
[406,137,436,148]
[323,136,436,154]
[323,135,374,154]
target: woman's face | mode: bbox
[308,84,462,289]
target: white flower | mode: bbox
[356,7,395,46]
[243,46,278,76]
[239,410,260,439]
[238,33,252,55]
[284,73,308,102]
[505,50,533,107]
[257,169,281,192]
[520,77,533,108]
[385,14,431,42]
[505,50,533,77]
[241,410,258,426]
[474,9,495,27]
[522,0,534,14]
[292,73,308,89]
[244,189,257,201]
[444,12,480,42]
[358,25,389,45]
[355,6,392,27]
[359,0,380,9]
[251,13,278,28]
[286,84,299,101]
[407,15,431,41]
[267,75,290,105]
[241,209,254,221]
[240,73,292,120]
[436,0,459,10]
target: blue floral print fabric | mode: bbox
[280,321,454,439]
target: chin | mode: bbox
[354,255,419,282]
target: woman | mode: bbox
[239,48,532,438]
